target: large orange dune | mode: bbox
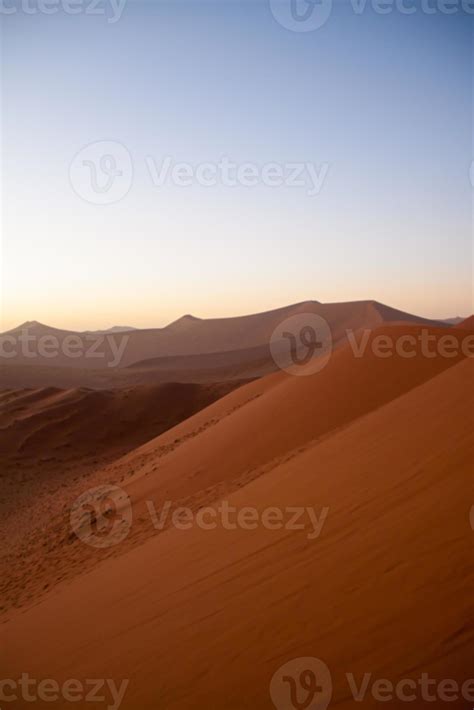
[1,323,464,586]
[104,324,471,512]
[0,313,471,709]
[1,355,472,709]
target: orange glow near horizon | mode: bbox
[2,284,472,333]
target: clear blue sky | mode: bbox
[1,0,472,329]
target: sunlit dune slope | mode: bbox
[2,358,472,709]
[110,325,470,512]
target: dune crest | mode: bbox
[1,299,446,371]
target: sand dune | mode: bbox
[0,380,240,554]
[2,355,471,709]
[0,314,470,709]
[455,314,474,329]
[100,324,470,512]
[1,325,469,603]
[0,344,268,390]
[0,382,238,469]
[126,341,275,377]
[0,300,446,370]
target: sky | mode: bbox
[1,0,473,330]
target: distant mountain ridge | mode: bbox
[1,300,448,373]
[442,316,466,325]
[4,322,137,336]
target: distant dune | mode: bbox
[0,300,448,382]
[0,344,268,390]
[442,316,466,325]
[454,314,474,329]
[85,326,137,334]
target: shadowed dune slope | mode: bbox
[0,381,240,523]
[0,345,267,390]
[0,382,238,463]
[2,358,472,709]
